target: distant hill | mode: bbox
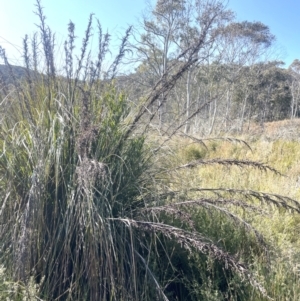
[0,64,36,85]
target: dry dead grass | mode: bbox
[245,119,300,140]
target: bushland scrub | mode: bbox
[0,1,300,300]
[174,125,300,300]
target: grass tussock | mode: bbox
[0,1,300,300]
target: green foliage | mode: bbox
[182,144,208,162]
[148,208,262,301]
[0,266,43,301]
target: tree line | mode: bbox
[115,0,300,135]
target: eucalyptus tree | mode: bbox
[171,20,276,134]
[213,21,276,132]
[174,1,234,134]
[288,59,300,118]
[132,0,233,131]
[131,0,187,126]
[252,61,291,123]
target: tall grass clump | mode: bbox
[1,1,300,300]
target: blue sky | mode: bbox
[0,0,299,67]
[229,0,300,66]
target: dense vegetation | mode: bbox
[0,0,300,300]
